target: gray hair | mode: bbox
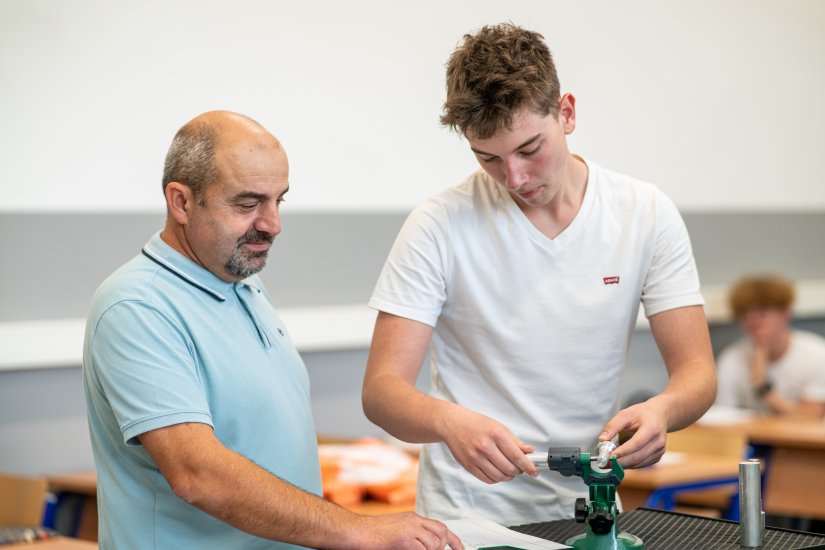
[161,121,219,204]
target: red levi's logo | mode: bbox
[603,276,620,285]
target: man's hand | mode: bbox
[598,398,669,469]
[438,406,538,483]
[140,423,460,549]
[601,306,716,469]
[364,312,537,485]
[354,512,462,550]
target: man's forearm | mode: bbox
[363,312,456,444]
[363,372,458,444]
[656,359,717,431]
[648,305,718,432]
[142,424,363,548]
[182,448,360,547]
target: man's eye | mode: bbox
[277,196,286,205]
[521,146,540,156]
[239,203,258,211]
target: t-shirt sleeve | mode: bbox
[368,203,449,327]
[641,189,704,317]
[88,300,213,445]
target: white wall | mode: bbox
[1,0,823,213]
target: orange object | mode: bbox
[318,439,418,506]
[364,462,417,504]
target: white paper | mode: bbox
[444,517,571,549]
[698,404,754,425]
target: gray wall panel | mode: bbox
[0,212,404,322]
[684,212,825,283]
[2,211,823,322]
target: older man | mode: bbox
[83,111,460,550]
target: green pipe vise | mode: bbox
[546,447,644,550]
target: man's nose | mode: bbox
[504,158,528,190]
[255,203,281,236]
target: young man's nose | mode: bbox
[504,158,529,190]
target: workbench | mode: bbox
[512,507,825,549]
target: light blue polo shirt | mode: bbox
[83,232,322,549]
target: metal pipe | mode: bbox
[739,459,763,547]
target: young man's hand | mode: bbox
[438,406,538,483]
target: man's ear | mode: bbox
[559,93,577,134]
[164,182,194,224]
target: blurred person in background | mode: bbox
[715,274,825,419]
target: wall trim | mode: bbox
[2,279,825,371]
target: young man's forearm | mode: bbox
[363,371,459,444]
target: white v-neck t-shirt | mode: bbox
[369,158,703,524]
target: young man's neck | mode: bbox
[520,154,588,239]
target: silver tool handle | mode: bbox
[526,451,549,469]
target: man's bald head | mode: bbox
[162,110,282,203]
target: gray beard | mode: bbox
[225,246,268,278]
[226,228,274,278]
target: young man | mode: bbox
[83,111,460,550]
[715,274,825,418]
[362,23,717,525]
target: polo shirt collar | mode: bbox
[142,231,259,301]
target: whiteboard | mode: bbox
[1,0,823,213]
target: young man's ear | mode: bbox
[164,182,195,225]
[559,93,577,134]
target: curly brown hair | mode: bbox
[440,22,561,139]
[728,274,796,319]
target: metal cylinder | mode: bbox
[739,459,763,547]
[596,440,616,468]
[526,451,549,469]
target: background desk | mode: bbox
[345,500,415,515]
[736,417,825,450]
[7,538,97,549]
[704,416,825,521]
[46,472,97,542]
[619,453,740,512]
